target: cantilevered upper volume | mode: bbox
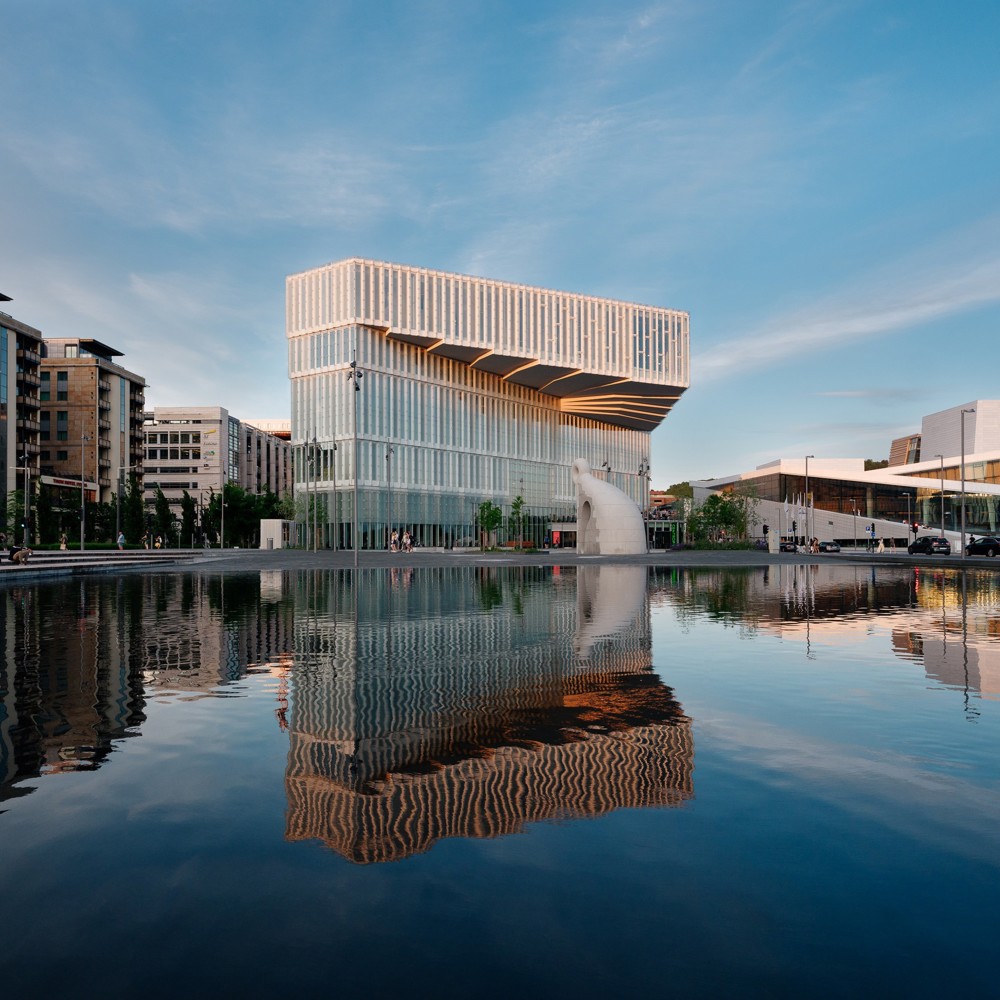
[286,258,689,431]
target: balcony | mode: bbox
[16,347,41,365]
[98,397,111,411]
[98,418,111,430]
[16,370,41,388]
[16,417,40,432]
[16,394,41,410]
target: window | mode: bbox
[41,450,50,461]
[57,450,68,461]
[57,371,68,401]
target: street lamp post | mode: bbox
[638,458,651,552]
[22,451,31,546]
[386,445,394,550]
[935,454,944,537]
[805,455,814,545]
[850,498,857,550]
[348,355,365,568]
[961,407,975,559]
[331,441,338,551]
[312,436,319,551]
[80,432,91,550]
[116,464,134,542]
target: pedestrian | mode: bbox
[402,529,411,552]
[59,532,68,550]
[877,537,885,554]
[117,531,125,550]
[9,545,32,565]
[154,535,162,549]
[0,532,6,551]
[141,532,149,549]
[390,529,399,552]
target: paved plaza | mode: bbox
[2,544,997,584]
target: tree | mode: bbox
[509,494,525,549]
[153,487,175,543]
[477,500,504,550]
[180,491,197,547]
[124,475,145,543]
[864,459,889,471]
[687,485,760,544]
[666,481,693,498]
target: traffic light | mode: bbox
[792,520,797,533]
[762,524,769,536]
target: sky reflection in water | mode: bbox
[1,563,998,998]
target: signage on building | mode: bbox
[41,475,98,490]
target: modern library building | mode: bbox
[286,258,690,549]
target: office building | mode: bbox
[143,406,291,514]
[286,258,690,548]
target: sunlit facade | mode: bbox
[287,258,689,548]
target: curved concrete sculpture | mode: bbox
[573,458,647,556]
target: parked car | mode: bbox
[779,539,797,552]
[908,535,951,555]
[818,541,841,552]
[966,535,1000,557]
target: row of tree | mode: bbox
[477,495,531,549]
[4,478,293,548]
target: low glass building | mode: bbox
[287,258,690,549]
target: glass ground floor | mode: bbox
[726,473,1000,534]
[293,485,685,550]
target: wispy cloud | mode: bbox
[815,388,924,402]
[695,224,1000,382]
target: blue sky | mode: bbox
[3,0,999,487]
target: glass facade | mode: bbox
[288,260,690,549]
[724,471,1000,535]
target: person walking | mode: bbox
[117,531,125,550]
[59,532,68,550]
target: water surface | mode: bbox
[1,563,997,997]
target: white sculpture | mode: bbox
[575,565,647,657]
[573,458,648,556]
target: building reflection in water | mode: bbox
[283,565,693,864]
[651,563,1000,710]
[0,572,295,806]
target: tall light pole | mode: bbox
[300,444,307,550]
[348,355,364,568]
[331,441,338,551]
[935,454,944,537]
[961,407,975,559]
[386,445,394,550]
[850,497,857,550]
[80,432,91,550]
[805,455,814,544]
[638,457,651,552]
[116,463,134,542]
[312,435,319,551]
[21,451,31,545]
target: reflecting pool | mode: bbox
[2,563,998,997]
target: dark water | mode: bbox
[1,563,998,998]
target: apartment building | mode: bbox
[39,339,146,507]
